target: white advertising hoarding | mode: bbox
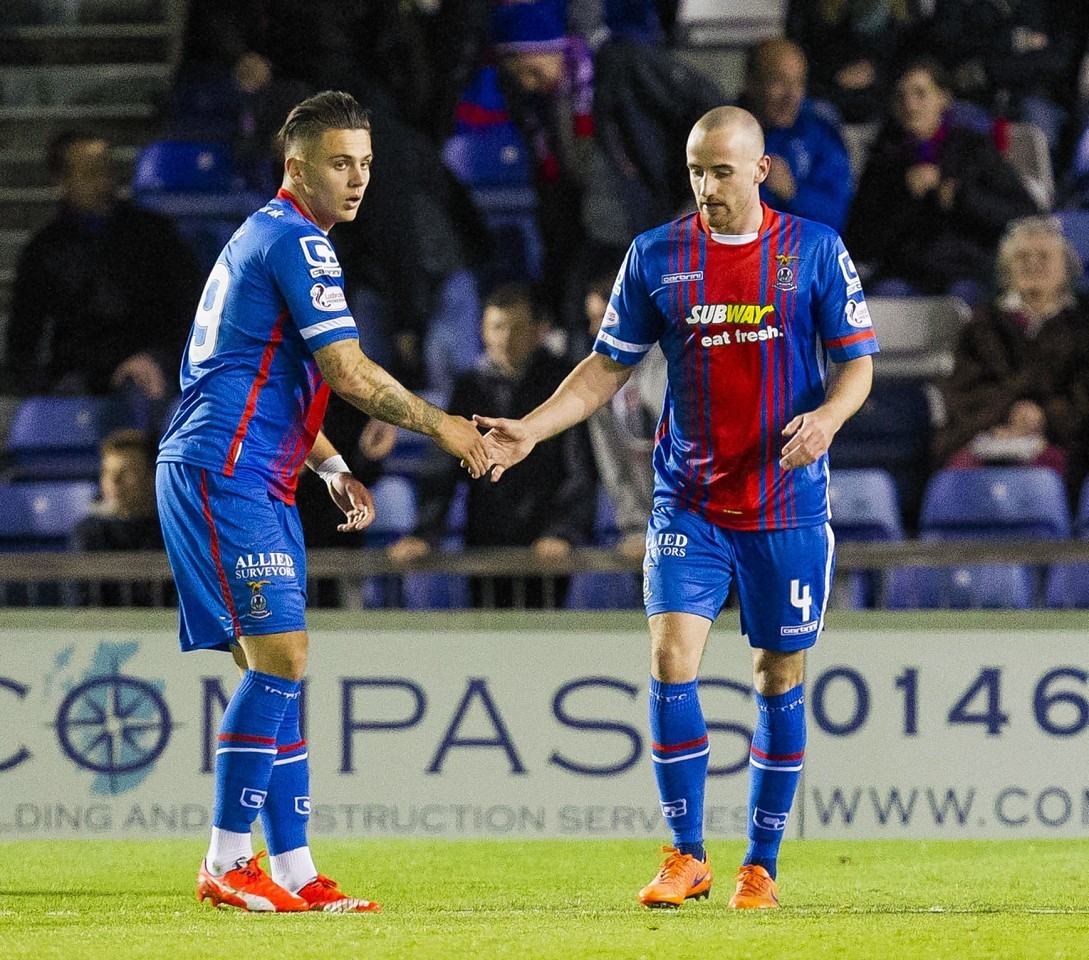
[0,616,1085,840]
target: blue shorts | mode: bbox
[156,462,308,652]
[642,503,836,652]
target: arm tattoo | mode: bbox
[321,344,443,435]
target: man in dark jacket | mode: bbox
[387,283,595,607]
[6,131,201,400]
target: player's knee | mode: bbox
[752,650,804,695]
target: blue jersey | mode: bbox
[593,204,879,531]
[158,190,359,503]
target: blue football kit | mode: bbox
[157,190,359,650]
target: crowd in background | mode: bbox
[5,0,1089,608]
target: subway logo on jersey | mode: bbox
[685,303,776,326]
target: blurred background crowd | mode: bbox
[3,0,1089,611]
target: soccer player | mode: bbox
[475,105,877,909]
[157,91,489,913]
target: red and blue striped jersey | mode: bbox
[593,204,879,531]
[158,190,359,504]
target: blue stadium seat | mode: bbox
[132,140,234,194]
[565,571,642,610]
[132,140,266,274]
[365,475,417,547]
[442,121,541,282]
[594,485,621,547]
[828,468,903,608]
[1045,477,1089,608]
[886,467,1070,609]
[4,395,135,481]
[0,480,98,551]
[830,379,932,528]
[1055,209,1089,277]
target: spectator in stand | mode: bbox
[69,429,173,607]
[5,132,201,414]
[584,268,666,563]
[785,0,921,125]
[489,0,610,333]
[934,216,1089,503]
[738,38,854,233]
[387,283,595,608]
[845,58,1037,302]
[926,0,1077,152]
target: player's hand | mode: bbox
[780,408,838,471]
[328,473,375,532]
[436,413,489,478]
[387,535,431,564]
[472,414,537,481]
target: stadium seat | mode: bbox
[1045,477,1089,608]
[1004,121,1055,211]
[594,485,621,547]
[3,395,135,481]
[0,480,98,551]
[830,378,934,528]
[828,468,903,608]
[131,140,266,274]
[862,297,970,379]
[565,571,642,610]
[1055,209,1089,277]
[365,475,417,548]
[442,114,541,282]
[885,466,1071,609]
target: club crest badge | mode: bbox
[773,254,799,292]
[247,580,273,619]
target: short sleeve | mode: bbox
[592,239,665,366]
[268,229,359,352]
[814,234,880,363]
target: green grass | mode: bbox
[1,839,1086,958]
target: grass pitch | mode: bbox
[1,839,1086,959]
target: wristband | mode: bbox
[315,454,350,485]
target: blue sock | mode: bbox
[213,670,301,834]
[261,687,310,855]
[743,684,806,880]
[649,677,708,861]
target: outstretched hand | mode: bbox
[472,414,537,482]
[327,473,376,532]
[437,413,490,478]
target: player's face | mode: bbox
[894,69,950,140]
[290,128,372,230]
[687,124,769,235]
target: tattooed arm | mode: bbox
[314,339,488,477]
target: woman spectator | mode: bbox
[934,215,1089,503]
[845,58,1037,303]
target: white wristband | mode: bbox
[315,454,350,485]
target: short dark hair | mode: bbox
[897,56,954,95]
[46,129,101,180]
[100,428,156,468]
[277,90,371,158]
[484,282,540,320]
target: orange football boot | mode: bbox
[197,851,309,912]
[727,864,780,909]
[637,846,713,908]
[296,874,382,913]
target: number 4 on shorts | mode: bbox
[790,579,812,621]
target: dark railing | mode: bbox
[1,541,1089,609]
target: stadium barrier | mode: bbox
[0,608,1085,842]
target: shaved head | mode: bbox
[692,106,765,156]
[686,107,769,234]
